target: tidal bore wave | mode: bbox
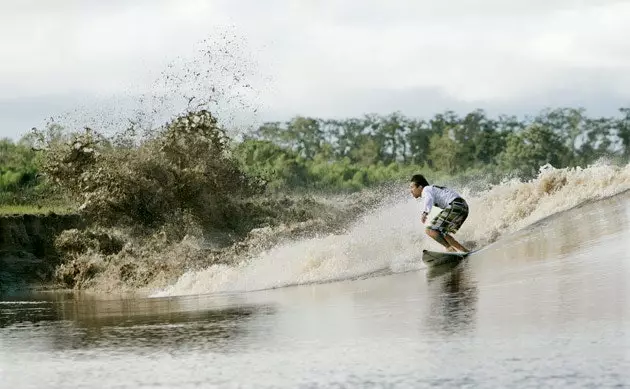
[152,162,630,297]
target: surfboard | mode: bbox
[421,249,473,267]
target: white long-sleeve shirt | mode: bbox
[420,185,463,214]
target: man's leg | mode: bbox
[440,200,470,253]
[443,234,469,253]
[426,228,452,250]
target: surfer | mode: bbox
[409,174,470,253]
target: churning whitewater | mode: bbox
[152,162,630,297]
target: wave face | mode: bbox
[153,162,630,297]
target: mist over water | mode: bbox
[153,161,630,297]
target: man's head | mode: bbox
[409,174,429,198]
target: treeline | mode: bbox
[0,137,42,204]
[2,107,630,205]
[235,107,630,190]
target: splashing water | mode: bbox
[152,195,425,297]
[152,162,630,297]
[463,161,630,244]
[41,28,265,140]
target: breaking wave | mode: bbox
[152,161,630,297]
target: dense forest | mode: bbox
[2,107,630,207]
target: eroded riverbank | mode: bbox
[0,213,84,291]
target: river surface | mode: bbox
[1,192,630,388]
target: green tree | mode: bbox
[574,117,615,165]
[535,107,588,165]
[498,124,570,177]
[233,139,308,190]
[406,119,435,165]
[286,116,324,159]
[427,131,464,175]
[618,108,630,160]
[349,136,381,166]
[373,112,409,163]
[0,137,39,194]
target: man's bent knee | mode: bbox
[425,228,440,238]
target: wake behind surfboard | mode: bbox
[421,249,473,267]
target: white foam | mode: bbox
[153,162,630,297]
[153,196,429,297]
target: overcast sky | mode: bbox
[1,0,630,139]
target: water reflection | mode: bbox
[0,300,57,327]
[424,262,478,335]
[1,292,277,354]
[1,194,629,388]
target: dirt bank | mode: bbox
[0,213,84,291]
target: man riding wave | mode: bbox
[409,174,470,253]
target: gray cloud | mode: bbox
[2,80,629,141]
[261,85,629,122]
[1,0,630,140]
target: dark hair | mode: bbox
[410,174,429,187]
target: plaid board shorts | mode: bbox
[428,198,469,235]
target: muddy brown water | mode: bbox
[1,193,629,388]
